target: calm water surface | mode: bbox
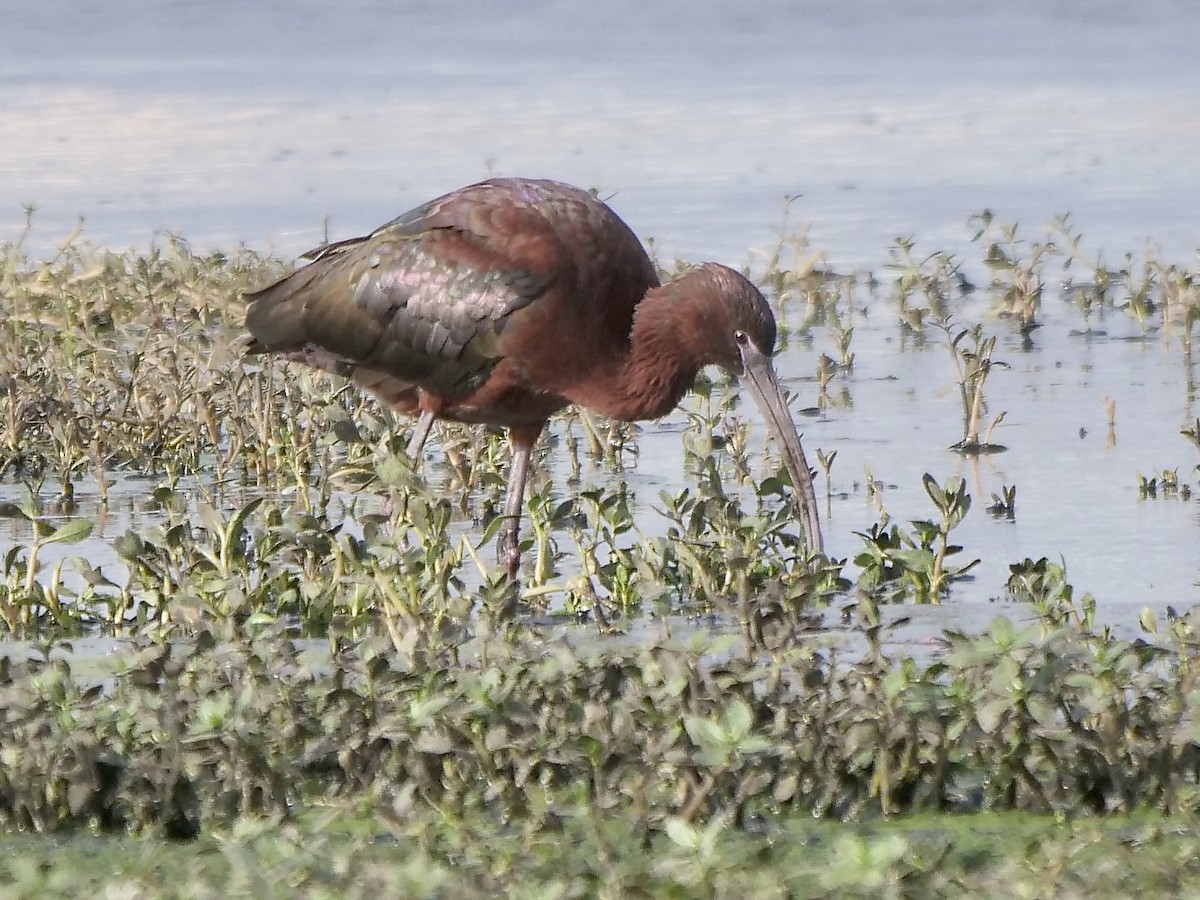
[2,0,1198,633]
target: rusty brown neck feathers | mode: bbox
[562,268,727,422]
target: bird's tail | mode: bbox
[242,263,335,355]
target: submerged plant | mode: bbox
[986,484,1017,519]
[854,473,979,604]
[970,210,1059,333]
[884,236,968,335]
[939,320,1008,454]
[1006,556,1097,634]
[0,497,95,634]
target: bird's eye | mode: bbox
[734,330,749,346]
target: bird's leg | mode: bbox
[406,409,436,459]
[496,425,542,581]
[497,444,531,581]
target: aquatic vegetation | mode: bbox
[1139,469,1183,500]
[1,210,1199,899]
[1139,419,1200,501]
[884,235,969,336]
[2,587,1200,840]
[1006,556,1097,633]
[853,473,979,604]
[756,195,840,330]
[826,295,856,371]
[0,208,1192,637]
[986,484,1017,519]
[971,210,1054,333]
[0,498,95,633]
[940,321,1009,455]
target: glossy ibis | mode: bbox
[244,177,822,577]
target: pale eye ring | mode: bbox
[734,330,750,346]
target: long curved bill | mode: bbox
[740,342,824,553]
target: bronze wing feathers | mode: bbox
[244,182,560,396]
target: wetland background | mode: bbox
[2,2,1200,895]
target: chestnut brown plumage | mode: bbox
[244,178,822,578]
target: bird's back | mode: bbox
[245,178,661,422]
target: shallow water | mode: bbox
[1,0,1198,637]
[11,276,1198,640]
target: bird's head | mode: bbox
[684,262,823,551]
[688,263,778,377]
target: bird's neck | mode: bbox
[566,282,704,422]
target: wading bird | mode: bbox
[244,178,822,577]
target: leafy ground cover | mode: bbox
[3,808,1200,898]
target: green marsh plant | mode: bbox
[854,473,980,604]
[940,320,1008,454]
[0,497,95,634]
[970,210,1058,333]
[1006,556,1098,634]
[986,484,1017,519]
[884,236,968,339]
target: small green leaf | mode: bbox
[975,697,1011,734]
[665,818,701,851]
[684,716,727,751]
[43,519,94,545]
[773,774,798,803]
[114,531,146,559]
[1139,607,1157,636]
[484,725,510,751]
[414,730,454,754]
[723,698,753,739]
